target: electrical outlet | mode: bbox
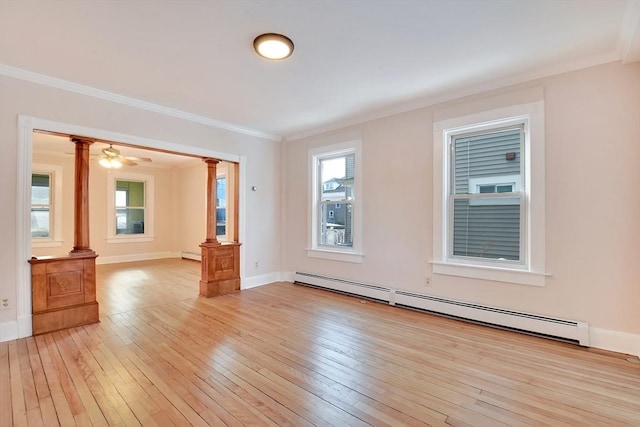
[254,261,259,268]
[0,298,9,310]
[425,277,431,287]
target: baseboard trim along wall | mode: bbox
[96,251,178,265]
[292,271,640,357]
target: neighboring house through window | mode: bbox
[432,93,546,286]
[107,172,154,243]
[308,140,363,263]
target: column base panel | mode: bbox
[199,278,240,298]
[32,302,100,335]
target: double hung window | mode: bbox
[31,173,52,239]
[115,180,146,235]
[432,97,546,286]
[107,172,154,243]
[31,164,63,247]
[450,126,524,263]
[216,176,227,239]
[308,140,363,263]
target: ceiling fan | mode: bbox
[97,144,152,168]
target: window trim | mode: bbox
[432,100,546,286]
[31,164,63,248]
[308,140,363,263]
[107,171,155,244]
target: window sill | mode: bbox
[32,239,63,248]
[307,248,364,263]
[107,235,155,244]
[430,261,549,286]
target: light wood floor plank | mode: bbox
[2,258,639,426]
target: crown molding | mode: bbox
[0,64,282,142]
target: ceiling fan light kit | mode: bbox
[99,157,123,169]
[97,144,152,168]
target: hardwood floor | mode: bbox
[2,259,639,426]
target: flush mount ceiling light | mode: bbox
[253,33,294,60]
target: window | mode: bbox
[107,172,154,243]
[115,180,145,235]
[31,174,51,238]
[432,96,546,286]
[216,176,227,239]
[308,140,363,263]
[31,164,63,247]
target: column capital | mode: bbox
[70,136,96,145]
[203,158,220,166]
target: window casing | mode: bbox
[308,140,363,263]
[31,164,63,247]
[432,99,546,286]
[107,172,154,243]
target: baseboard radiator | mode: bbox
[294,272,589,346]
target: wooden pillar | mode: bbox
[199,158,241,297]
[69,136,95,256]
[29,135,99,335]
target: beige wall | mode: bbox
[31,152,182,260]
[283,61,640,339]
[0,75,282,337]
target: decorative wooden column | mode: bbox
[70,137,96,256]
[29,136,99,335]
[199,158,241,297]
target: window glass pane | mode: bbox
[216,178,226,208]
[496,184,513,193]
[478,185,494,194]
[454,128,521,195]
[320,154,355,201]
[31,208,50,238]
[320,202,353,247]
[216,208,226,236]
[31,174,50,204]
[453,198,520,261]
[115,208,144,234]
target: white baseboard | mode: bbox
[180,251,201,261]
[242,272,283,290]
[589,327,640,357]
[280,271,295,283]
[0,320,18,343]
[96,251,177,265]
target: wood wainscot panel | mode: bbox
[199,242,241,297]
[29,253,99,335]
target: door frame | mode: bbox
[16,115,246,338]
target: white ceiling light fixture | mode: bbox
[253,33,294,60]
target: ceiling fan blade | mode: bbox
[125,156,152,162]
[120,158,138,166]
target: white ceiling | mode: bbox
[1,1,639,140]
